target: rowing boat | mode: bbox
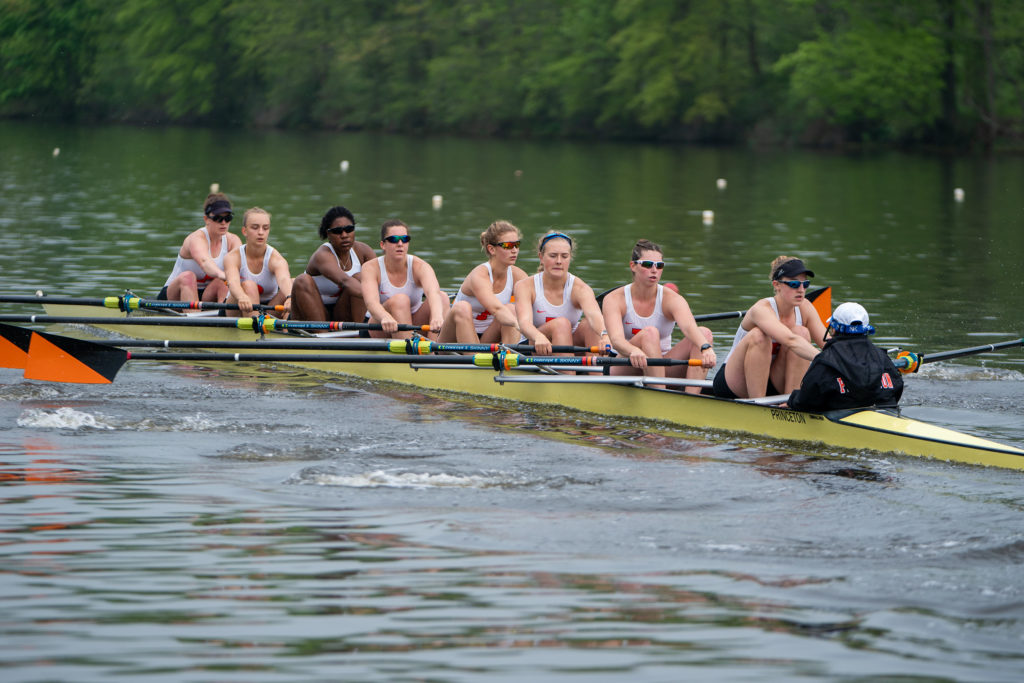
[9,302,1024,471]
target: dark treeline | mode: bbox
[3,0,1023,148]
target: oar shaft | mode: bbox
[0,294,281,312]
[919,338,1024,363]
[0,314,429,332]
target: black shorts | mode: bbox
[156,285,205,301]
[711,363,780,399]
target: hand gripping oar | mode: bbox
[5,327,703,384]
[0,314,431,334]
[894,337,1024,373]
[0,293,285,313]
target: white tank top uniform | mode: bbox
[239,245,279,303]
[163,227,227,289]
[621,284,676,354]
[530,273,582,331]
[453,263,514,333]
[312,247,361,304]
[377,255,424,314]
[724,297,802,364]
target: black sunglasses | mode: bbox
[209,213,233,223]
[327,225,356,235]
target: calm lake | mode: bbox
[1,120,1023,681]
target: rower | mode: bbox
[711,256,827,399]
[438,220,528,345]
[223,208,293,318]
[290,206,376,322]
[514,231,611,356]
[360,219,450,340]
[601,239,715,393]
[158,193,241,303]
[788,302,903,411]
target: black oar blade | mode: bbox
[25,330,128,384]
[0,322,33,369]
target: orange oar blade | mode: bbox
[24,330,128,384]
[808,286,832,327]
[0,322,33,369]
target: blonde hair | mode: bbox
[480,220,520,250]
[770,255,797,281]
[243,207,271,226]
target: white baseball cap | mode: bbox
[828,302,874,334]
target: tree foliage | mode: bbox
[2,0,1024,147]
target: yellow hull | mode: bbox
[40,304,1024,470]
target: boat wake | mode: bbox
[291,466,597,490]
[16,407,114,430]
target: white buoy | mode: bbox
[340,160,350,172]
[209,182,220,194]
[52,147,60,157]
[702,210,715,225]
[432,194,443,210]
[35,289,44,297]
[514,169,523,177]
[953,188,965,202]
[716,178,727,190]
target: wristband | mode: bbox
[700,343,712,351]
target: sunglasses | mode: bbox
[209,213,233,223]
[383,234,411,244]
[780,279,811,289]
[633,259,665,270]
[491,240,521,249]
[327,225,356,235]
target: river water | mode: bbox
[1,121,1023,681]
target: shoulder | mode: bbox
[510,265,529,281]
[353,241,376,260]
[227,233,242,248]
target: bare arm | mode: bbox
[466,265,520,330]
[185,230,226,281]
[663,289,715,367]
[748,301,820,361]
[270,251,293,315]
[412,257,447,332]
[514,278,549,352]
[573,279,611,350]
[602,289,646,367]
[360,259,392,327]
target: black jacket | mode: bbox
[788,334,903,412]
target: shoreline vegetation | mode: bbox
[3,1,1023,151]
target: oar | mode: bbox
[0,314,431,334]
[0,323,596,362]
[0,294,284,313]
[7,327,704,384]
[895,337,1024,373]
[594,286,831,323]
